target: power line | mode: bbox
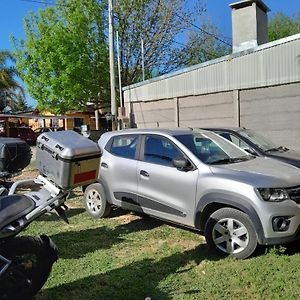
[173,40,220,59]
[175,12,232,47]
[181,27,232,44]
[20,0,66,7]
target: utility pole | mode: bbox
[116,31,123,107]
[108,0,117,130]
[95,93,100,130]
[141,38,145,81]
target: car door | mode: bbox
[137,134,198,227]
[100,134,140,208]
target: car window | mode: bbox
[110,135,138,159]
[238,129,277,152]
[143,135,183,167]
[176,132,252,164]
[193,137,229,163]
[218,132,250,151]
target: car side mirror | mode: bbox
[172,157,191,171]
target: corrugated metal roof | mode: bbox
[124,33,300,103]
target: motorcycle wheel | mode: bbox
[0,235,58,300]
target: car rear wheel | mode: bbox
[204,207,257,259]
[83,183,111,218]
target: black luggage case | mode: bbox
[0,138,31,174]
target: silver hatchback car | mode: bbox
[83,129,300,259]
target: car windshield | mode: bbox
[238,129,279,152]
[175,131,254,165]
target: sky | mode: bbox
[0,0,300,106]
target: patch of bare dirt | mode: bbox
[14,169,39,180]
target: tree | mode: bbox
[268,12,300,42]
[10,91,31,112]
[174,21,230,69]
[14,0,227,113]
[0,51,23,94]
[0,50,25,111]
[13,0,110,114]
[114,0,229,86]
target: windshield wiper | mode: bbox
[209,156,251,165]
[278,146,289,152]
[266,146,289,153]
[265,147,279,152]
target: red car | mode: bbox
[9,127,37,144]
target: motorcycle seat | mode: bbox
[0,195,35,229]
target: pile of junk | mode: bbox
[0,131,101,300]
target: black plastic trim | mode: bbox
[261,226,300,245]
[114,192,186,217]
[40,145,100,162]
[57,154,101,163]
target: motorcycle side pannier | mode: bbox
[0,138,31,174]
[36,131,101,189]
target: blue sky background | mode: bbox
[0,0,299,107]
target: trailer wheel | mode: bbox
[83,183,111,218]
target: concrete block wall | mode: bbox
[240,82,300,150]
[129,82,300,149]
[131,99,175,128]
[178,92,235,128]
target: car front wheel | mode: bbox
[204,207,257,259]
[83,183,111,218]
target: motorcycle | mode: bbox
[0,176,69,300]
[0,130,100,300]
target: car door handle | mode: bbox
[140,170,149,177]
[101,162,108,168]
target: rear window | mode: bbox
[109,135,138,159]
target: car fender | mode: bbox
[195,192,265,244]
[95,178,113,204]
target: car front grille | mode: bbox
[287,186,300,204]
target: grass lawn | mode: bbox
[20,150,300,300]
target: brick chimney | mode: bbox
[230,0,270,53]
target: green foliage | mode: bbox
[11,91,32,112]
[0,51,15,89]
[13,0,109,114]
[13,0,229,112]
[0,51,22,93]
[0,50,26,111]
[268,12,300,42]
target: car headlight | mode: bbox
[258,188,289,202]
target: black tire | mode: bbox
[204,207,257,259]
[83,183,112,218]
[0,235,58,300]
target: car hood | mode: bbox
[209,157,300,187]
[268,149,300,168]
